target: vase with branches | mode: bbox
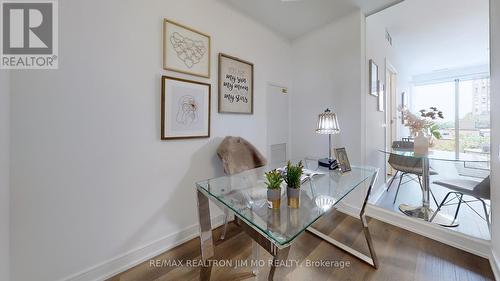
[399,106,444,153]
[400,107,444,139]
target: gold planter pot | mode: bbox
[287,187,300,208]
[267,189,282,209]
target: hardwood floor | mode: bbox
[108,212,494,281]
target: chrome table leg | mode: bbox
[252,240,260,276]
[268,247,290,281]
[238,218,291,280]
[220,209,229,240]
[197,189,214,281]
[307,170,379,268]
[197,189,214,260]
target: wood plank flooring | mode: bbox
[108,212,494,281]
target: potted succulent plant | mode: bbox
[285,160,303,208]
[265,169,283,209]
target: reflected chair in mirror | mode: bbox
[387,141,439,205]
[431,176,490,231]
[216,136,267,240]
[391,140,413,150]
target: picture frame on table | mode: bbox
[334,147,352,173]
[161,76,211,140]
[163,19,211,78]
[218,53,254,114]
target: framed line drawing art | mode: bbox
[369,59,379,96]
[218,53,254,114]
[163,19,211,78]
[161,76,211,140]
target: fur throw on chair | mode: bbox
[217,136,267,175]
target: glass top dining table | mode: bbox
[195,158,381,278]
[196,159,378,246]
[379,148,490,163]
[379,148,489,226]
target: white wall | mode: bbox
[378,0,490,78]
[9,0,292,280]
[364,9,414,194]
[489,0,500,276]
[365,15,395,191]
[0,70,10,281]
[290,11,368,207]
[291,11,364,164]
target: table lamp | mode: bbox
[316,108,340,170]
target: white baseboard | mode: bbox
[369,182,388,205]
[366,204,491,259]
[491,250,500,281]
[61,214,226,281]
[334,181,386,218]
[335,202,361,218]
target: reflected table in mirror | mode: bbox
[195,158,379,280]
[379,149,489,227]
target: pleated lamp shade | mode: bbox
[316,109,340,134]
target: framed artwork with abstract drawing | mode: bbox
[163,19,211,78]
[161,76,211,140]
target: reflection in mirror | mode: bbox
[366,0,491,241]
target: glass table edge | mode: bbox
[195,166,378,247]
[196,186,291,249]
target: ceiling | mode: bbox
[221,0,403,40]
[369,0,490,76]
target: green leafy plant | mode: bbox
[284,160,303,189]
[429,124,442,139]
[265,170,283,190]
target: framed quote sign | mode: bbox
[218,53,254,114]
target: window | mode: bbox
[411,77,490,160]
[411,81,456,152]
[458,78,490,158]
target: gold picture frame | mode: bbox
[161,76,211,140]
[163,19,211,78]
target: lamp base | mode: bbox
[318,158,338,170]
